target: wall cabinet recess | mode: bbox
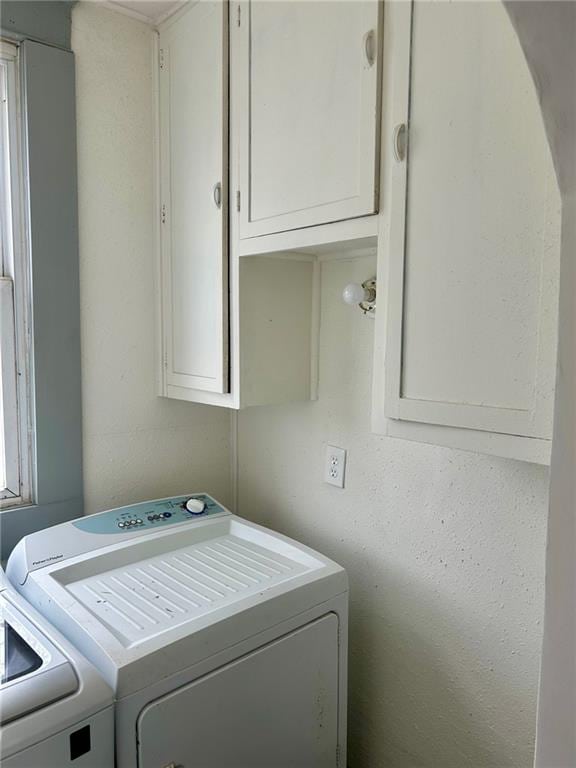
[158,1,229,395]
[237,1,382,239]
[373,0,561,464]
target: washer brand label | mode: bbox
[32,553,64,566]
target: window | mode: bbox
[0,40,32,508]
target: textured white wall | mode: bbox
[72,2,231,514]
[503,6,576,764]
[237,254,549,767]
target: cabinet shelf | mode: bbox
[237,217,378,258]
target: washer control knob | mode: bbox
[185,498,206,515]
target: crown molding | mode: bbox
[96,0,185,26]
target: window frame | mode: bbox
[0,39,33,510]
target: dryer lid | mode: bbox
[6,497,347,699]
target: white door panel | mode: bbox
[137,615,340,768]
[159,1,228,394]
[383,0,560,440]
[239,1,381,238]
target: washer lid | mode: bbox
[2,621,43,683]
[0,596,78,724]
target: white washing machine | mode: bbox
[7,493,349,768]
[0,569,114,767]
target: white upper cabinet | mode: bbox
[158,1,228,395]
[375,0,561,463]
[156,1,319,410]
[237,1,382,239]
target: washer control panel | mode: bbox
[72,494,226,535]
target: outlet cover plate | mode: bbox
[324,445,347,488]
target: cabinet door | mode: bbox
[137,615,340,768]
[237,1,381,239]
[383,0,561,441]
[159,2,228,394]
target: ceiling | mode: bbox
[106,0,184,25]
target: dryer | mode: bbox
[0,569,114,767]
[7,493,348,768]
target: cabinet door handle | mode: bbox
[363,29,376,67]
[213,181,222,209]
[393,123,407,162]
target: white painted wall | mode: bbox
[72,2,231,514]
[503,4,576,764]
[536,192,576,768]
[237,254,549,767]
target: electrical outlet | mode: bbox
[324,445,347,488]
